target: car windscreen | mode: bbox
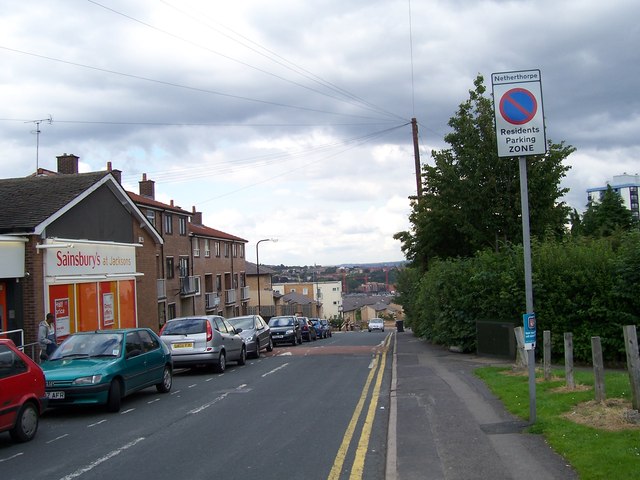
[162,319,207,335]
[228,317,254,330]
[269,317,294,327]
[49,333,124,360]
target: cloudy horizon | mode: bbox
[1,0,639,265]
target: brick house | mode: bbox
[189,207,248,318]
[0,155,162,355]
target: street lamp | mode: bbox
[256,238,277,317]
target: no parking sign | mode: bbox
[492,69,547,157]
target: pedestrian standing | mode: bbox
[38,313,56,361]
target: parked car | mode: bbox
[0,339,47,442]
[41,328,172,413]
[309,318,324,339]
[227,314,273,358]
[268,316,302,346]
[320,319,333,337]
[298,317,317,342]
[160,316,246,373]
[368,318,385,332]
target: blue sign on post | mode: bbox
[523,313,536,350]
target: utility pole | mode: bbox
[411,117,422,197]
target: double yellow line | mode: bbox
[328,333,392,480]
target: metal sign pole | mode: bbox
[519,155,536,424]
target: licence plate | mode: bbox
[173,342,194,349]
[273,335,283,339]
[46,391,65,400]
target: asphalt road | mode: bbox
[0,331,392,480]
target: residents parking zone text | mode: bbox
[492,70,546,157]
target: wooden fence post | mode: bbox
[543,330,551,381]
[514,326,528,368]
[623,325,640,410]
[591,336,606,403]
[564,332,575,389]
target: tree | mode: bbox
[395,75,574,270]
[581,185,635,237]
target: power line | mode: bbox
[121,123,410,185]
[87,0,405,122]
[0,45,391,122]
[157,0,408,122]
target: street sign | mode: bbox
[492,69,546,157]
[523,313,536,350]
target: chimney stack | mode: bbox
[106,161,122,184]
[191,206,203,225]
[57,153,79,174]
[139,173,155,199]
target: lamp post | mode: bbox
[256,238,277,317]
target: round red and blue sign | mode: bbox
[499,88,538,125]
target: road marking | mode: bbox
[147,398,160,404]
[0,453,24,463]
[170,389,181,395]
[262,362,289,377]
[47,434,69,444]
[350,337,389,479]
[188,383,197,388]
[328,334,392,480]
[120,408,135,415]
[327,354,380,480]
[58,437,145,480]
[87,420,107,428]
[188,392,229,414]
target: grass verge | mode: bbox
[475,366,640,480]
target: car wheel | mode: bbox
[9,402,39,442]
[156,365,172,393]
[267,337,274,352]
[238,346,247,366]
[106,380,122,413]
[291,337,297,347]
[254,340,261,358]
[215,351,226,373]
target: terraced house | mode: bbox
[0,153,248,356]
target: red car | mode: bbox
[0,338,47,442]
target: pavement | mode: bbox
[386,330,579,480]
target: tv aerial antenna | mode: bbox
[25,115,53,173]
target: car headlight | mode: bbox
[247,334,256,342]
[73,375,103,385]
[285,329,294,334]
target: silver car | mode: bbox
[227,315,273,358]
[160,316,246,373]
[368,318,385,332]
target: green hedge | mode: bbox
[398,232,640,363]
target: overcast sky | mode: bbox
[1,0,639,266]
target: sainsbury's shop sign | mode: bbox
[45,242,137,276]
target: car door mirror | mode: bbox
[235,328,242,334]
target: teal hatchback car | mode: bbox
[42,328,173,412]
